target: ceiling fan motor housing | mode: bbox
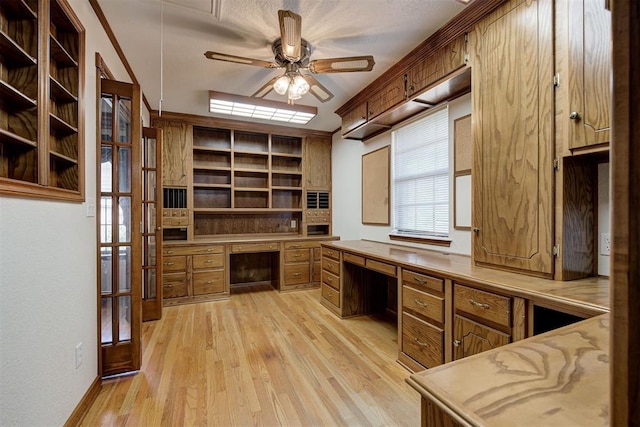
[272,38,311,66]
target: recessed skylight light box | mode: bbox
[209,91,317,125]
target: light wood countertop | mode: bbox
[164,234,339,246]
[407,314,610,426]
[321,240,609,316]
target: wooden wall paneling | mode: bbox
[193,212,301,236]
[610,0,640,425]
[559,156,598,280]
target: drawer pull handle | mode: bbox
[205,260,214,263]
[164,250,174,254]
[163,262,174,266]
[292,272,301,277]
[413,298,428,307]
[470,299,490,309]
[206,280,213,284]
[293,254,302,258]
[206,249,216,252]
[413,276,427,285]
[291,244,301,248]
[165,284,174,288]
[414,338,429,347]
[453,339,461,347]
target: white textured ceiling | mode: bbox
[97,0,467,132]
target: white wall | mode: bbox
[0,1,135,424]
[332,93,472,255]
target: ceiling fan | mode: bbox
[204,10,375,104]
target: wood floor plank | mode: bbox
[81,286,420,426]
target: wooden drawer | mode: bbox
[171,217,189,226]
[163,273,188,298]
[402,269,444,294]
[366,258,397,276]
[193,270,225,295]
[230,242,279,253]
[284,241,320,249]
[322,257,340,276]
[322,270,340,291]
[163,245,223,256]
[284,249,311,263]
[284,264,311,286]
[403,285,444,324]
[322,246,340,261]
[454,284,511,328]
[322,283,340,308]
[402,312,444,369]
[162,256,186,272]
[344,252,365,266]
[193,253,224,270]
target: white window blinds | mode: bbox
[392,106,449,237]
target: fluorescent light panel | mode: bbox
[209,91,317,125]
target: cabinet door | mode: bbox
[471,0,554,276]
[407,34,466,97]
[341,102,368,136]
[156,121,191,187]
[367,74,406,120]
[453,315,510,360]
[567,0,611,149]
[304,135,331,190]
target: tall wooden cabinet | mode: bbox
[470,0,555,278]
[0,0,84,200]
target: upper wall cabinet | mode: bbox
[304,135,331,191]
[367,74,406,121]
[155,120,191,187]
[566,0,611,151]
[0,0,84,201]
[407,34,467,98]
[471,0,555,278]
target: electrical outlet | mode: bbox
[290,219,297,228]
[86,197,95,217]
[75,343,83,369]
[600,233,611,256]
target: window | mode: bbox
[392,106,449,238]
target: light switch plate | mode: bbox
[86,197,96,217]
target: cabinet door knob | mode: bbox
[472,227,480,233]
[569,111,580,120]
[453,339,461,347]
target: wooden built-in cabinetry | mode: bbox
[152,113,332,240]
[0,0,84,200]
[470,0,554,278]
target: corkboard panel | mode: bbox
[454,114,472,173]
[362,146,390,225]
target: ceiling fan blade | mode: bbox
[303,74,334,103]
[252,75,280,98]
[308,56,375,73]
[278,10,302,62]
[204,51,280,68]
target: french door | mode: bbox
[141,127,163,321]
[98,79,142,376]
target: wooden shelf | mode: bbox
[194,208,303,214]
[49,35,78,67]
[193,146,231,153]
[193,183,231,189]
[271,152,302,159]
[194,165,231,172]
[234,187,269,192]
[50,149,77,165]
[50,0,76,32]
[0,0,37,20]
[0,128,37,148]
[49,76,77,103]
[0,79,36,111]
[50,112,77,136]
[234,168,268,174]
[0,30,37,67]
[272,186,302,191]
[272,170,302,176]
[233,149,268,156]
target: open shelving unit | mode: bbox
[0,0,84,199]
[191,126,304,237]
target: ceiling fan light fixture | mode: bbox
[273,75,291,95]
[290,75,310,97]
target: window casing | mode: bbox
[392,106,449,238]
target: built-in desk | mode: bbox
[320,240,610,426]
[162,235,338,306]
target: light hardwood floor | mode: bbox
[81,285,420,426]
